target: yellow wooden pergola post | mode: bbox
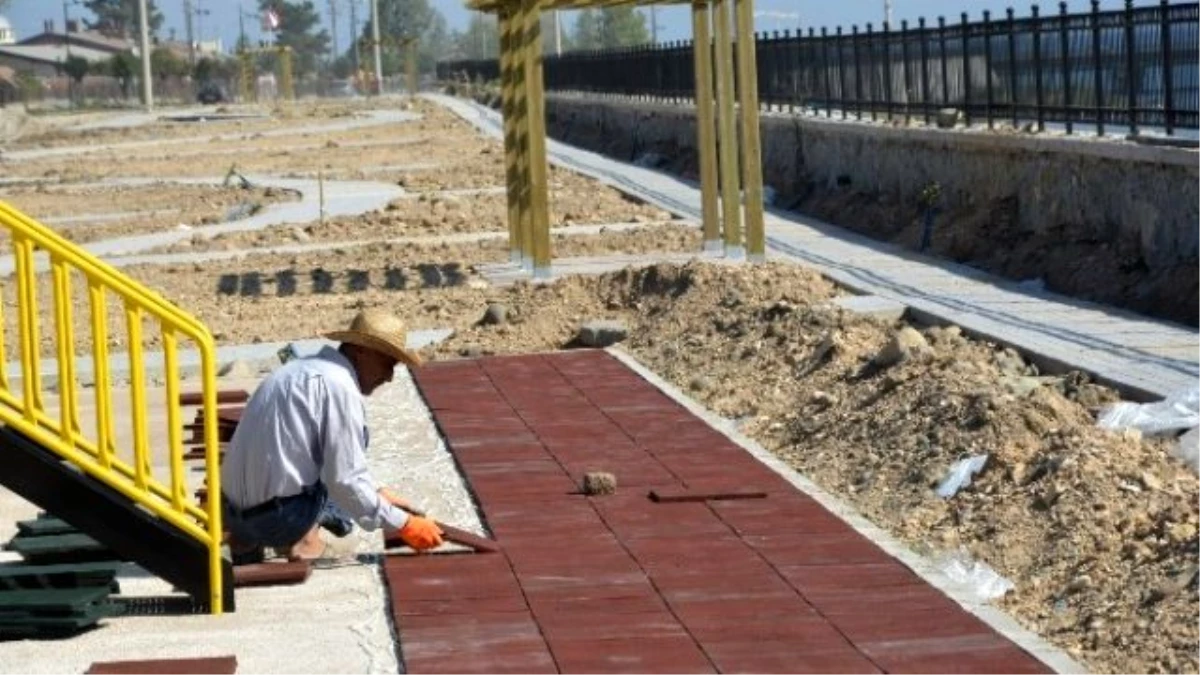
[520,0,552,278]
[467,0,768,274]
[734,0,765,261]
[500,11,524,264]
[691,0,721,252]
[712,0,743,259]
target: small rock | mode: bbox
[1066,574,1093,593]
[1139,471,1163,491]
[581,471,617,496]
[994,348,1028,376]
[460,345,484,358]
[936,108,962,129]
[481,302,508,326]
[1168,522,1197,543]
[290,227,311,242]
[873,327,931,368]
[578,319,628,348]
[689,376,712,392]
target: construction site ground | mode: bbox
[0,94,1195,674]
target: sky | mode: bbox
[3,0,1171,55]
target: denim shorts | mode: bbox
[222,483,328,549]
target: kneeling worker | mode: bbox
[221,309,444,563]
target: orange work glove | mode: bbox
[397,515,444,551]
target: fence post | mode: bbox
[939,16,949,108]
[1123,0,1138,135]
[882,21,894,121]
[901,20,911,124]
[821,27,832,117]
[1033,4,1046,131]
[920,17,931,125]
[1007,8,1018,127]
[1091,0,1104,136]
[807,27,816,112]
[961,12,972,127]
[853,25,863,120]
[772,32,782,111]
[867,23,876,121]
[1060,1,1072,134]
[784,30,794,113]
[983,10,994,129]
[837,26,847,119]
[1161,0,1174,135]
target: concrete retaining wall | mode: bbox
[541,94,1199,324]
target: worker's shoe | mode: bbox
[319,507,355,538]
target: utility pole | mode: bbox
[370,0,382,94]
[329,0,339,63]
[184,0,196,67]
[138,0,153,109]
[554,10,562,56]
[350,0,361,72]
[651,6,658,44]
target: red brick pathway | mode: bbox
[384,350,1052,674]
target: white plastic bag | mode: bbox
[935,454,988,499]
[935,549,1015,601]
[1098,386,1199,437]
[1176,428,1199,472]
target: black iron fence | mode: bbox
[439,1,1199,135]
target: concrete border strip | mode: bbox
[605,346,1089,675]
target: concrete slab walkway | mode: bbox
[431,94,1198,401]
[389,350,1077,674]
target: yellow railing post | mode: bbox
[712,0,743,259]
[735,0,766,261]
[199,342,223,614]
[51,258,81,445]
[692,0,722,252]
[87,280,115,470]
[14,237,43,421]
[125,305,151,489]
[163,330,186,511]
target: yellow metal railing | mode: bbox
[0,201,226,614]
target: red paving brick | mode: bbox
[383,351,1055,674]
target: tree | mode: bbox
[61,56,90,86]
[572,9,603,51]
[362,0,452,77]
[598,7,649,49]
[452,13,497,60]
[150,46,188,83]
[84,0,164,39]
[258,1,330,77]
[107,50,137,98]
[571,7,649,50]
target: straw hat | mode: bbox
[325,309,422,367]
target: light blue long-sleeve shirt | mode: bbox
[220,346,409,532]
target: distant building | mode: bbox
[0,19,138,79]
[19,20,135,56]
[0,43,116,77]
[0,16,15,45]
